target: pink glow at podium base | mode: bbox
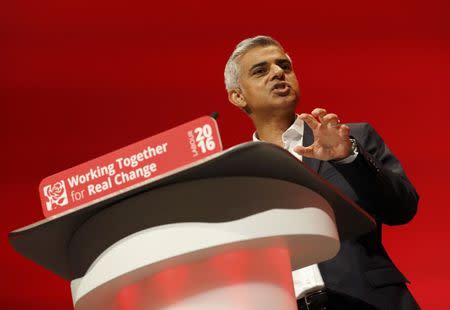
[115,247,297,310]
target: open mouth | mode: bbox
[272,82,290,95]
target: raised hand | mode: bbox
[294,108,352,161]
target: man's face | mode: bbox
[229,45,300,116]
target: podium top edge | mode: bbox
[8,141,375,280]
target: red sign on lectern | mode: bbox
[39,116,222,218]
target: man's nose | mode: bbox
[270,64,285,80]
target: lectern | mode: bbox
[9,142,375,310]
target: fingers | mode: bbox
[303,108,347,135]
[299,113,319,130]
[311,108,327,123]
[322,113,340,127]
[293,145,315,158]
[339,124,350,133]
[339,124,350,138]
[310,108,343,128]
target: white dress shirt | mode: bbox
[252,116,357,298]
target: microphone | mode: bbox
[210,112,219,120]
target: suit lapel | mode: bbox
[302,122,322,173]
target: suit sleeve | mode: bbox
[329,123,419,225]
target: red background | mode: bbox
[2,0,449,308]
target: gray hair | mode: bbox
[224,35,283,91]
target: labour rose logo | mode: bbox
[43,181,69,211]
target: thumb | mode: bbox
[293,145,314,158]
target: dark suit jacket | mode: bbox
[302,122,420,310]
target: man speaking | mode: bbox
[224,36,419,310]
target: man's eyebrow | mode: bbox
[276,58,291,65]
[249,58,292,73]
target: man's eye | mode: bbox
[253,68,266,75]
[281,63,292,70]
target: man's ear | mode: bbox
[228,89,247,109]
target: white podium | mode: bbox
[9,142,375,310]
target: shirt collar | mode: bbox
[252,115,304,145]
